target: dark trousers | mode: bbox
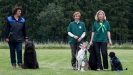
[8,42,22,65]
[70,43,80,67]
[93,42,108,69]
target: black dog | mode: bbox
[88,45,97,70]
[23,41,39,69]
[109,52,123,71]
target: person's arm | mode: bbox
[68,32,78,39]
[107,21,112,46]
[78,22,86,42]
[22,23,28,42]
[4,20,10,42]
[67,23,78,39]
[5,20,10,38]
[68,32,74,37]
[89,32,94,45]
[80,32,86,38]
[107,31,112,46]
[78,32,86,42]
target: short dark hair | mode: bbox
[12,6,22,15]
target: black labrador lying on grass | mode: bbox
[109,52,125,71]
[22,41,39,69]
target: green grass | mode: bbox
[0,49,133,75]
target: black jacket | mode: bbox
[4,16,28,42]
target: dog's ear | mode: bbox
[79,44,83,49]
[79,45,82,49]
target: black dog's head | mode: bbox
[109,52,116,58]
[25,41,35,53]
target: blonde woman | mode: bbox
[89,10,112,71]
[67,12,86,70]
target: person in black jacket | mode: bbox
[4,6,28,69]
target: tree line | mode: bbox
[0,0,133,42]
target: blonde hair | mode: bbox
[73,12,81,17]
[95,10,106,21]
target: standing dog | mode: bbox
[109,52,123,71]
[23,41,39,69]
[76,42,90,71]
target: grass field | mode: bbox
[0,49,133,75]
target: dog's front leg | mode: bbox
[112,63,116,71]
[111,64,114,71]
[36,62,39,69]
[110,60,115,71]
[77,58,81,70]
[81,61,85,71]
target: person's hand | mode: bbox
[109,40,112,46]
[89,41,93,45]
[25,39,28,43]
[6,38,9,42]
[73,36,78,39]
[78,37,82,42]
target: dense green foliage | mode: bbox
[0,0,133,41]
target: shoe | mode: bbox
[12,63,16,69]
[81,68,85,71]
[97,68,101,71]
[18,63,22,69]
[78,68,80,70]
[72,64,76,70]
[72,66,76,70]
[104,69,108,71]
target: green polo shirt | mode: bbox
[67,21,86,44]
[92,20,111,42]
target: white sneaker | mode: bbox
[78,68,80,70]
[81,68,85,72]
[97,69,101,71]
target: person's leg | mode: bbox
[8,42,16,68]
[16,42,22,69]
[94,42,103,70]
[101,42,108,70]
[70,44,77,69]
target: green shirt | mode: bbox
[92,20,111,42]
[67,21,86,44]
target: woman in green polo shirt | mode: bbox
[89,10,112,71]
[67,12,86,70]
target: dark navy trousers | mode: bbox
[8,42,22,65]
